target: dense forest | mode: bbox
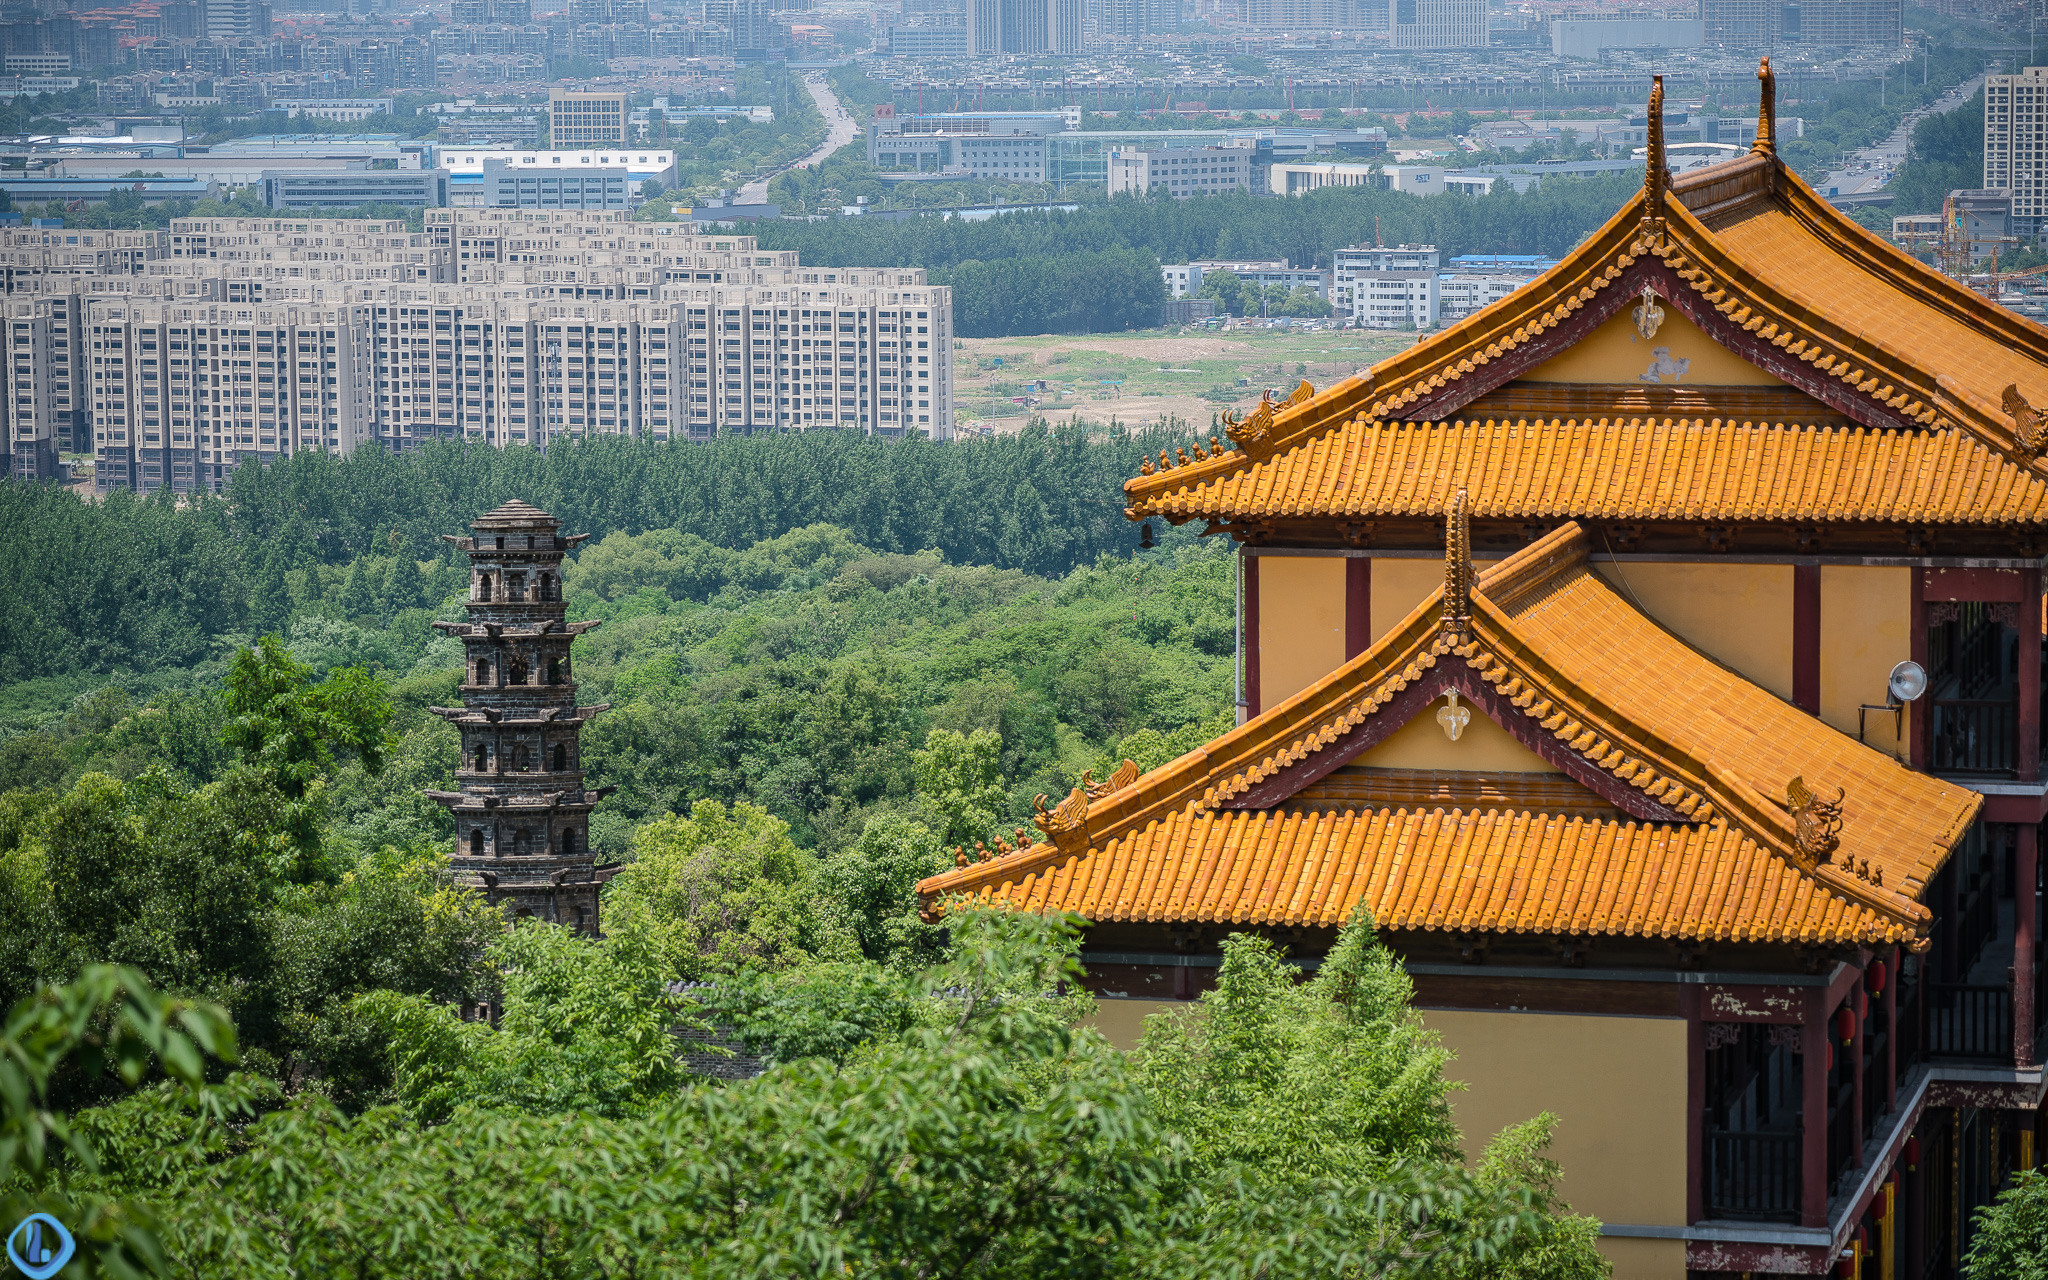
[0,424,1195,688]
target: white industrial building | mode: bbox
[1108,145,1253,198]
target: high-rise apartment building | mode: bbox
[1093,0,1177,39]
[1702,0,1900,45]
[1798,0,1902,42]
[0,212,955,491]
[1390,0,1485,47]
[1050,0,1084,51]
[967,0,1046,52]
[548,88,627,144]
[1986,65,2048,239]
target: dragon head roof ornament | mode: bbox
[1443,487,1473,642]
[1752,57,1776,157]
[1641,75,1668,240]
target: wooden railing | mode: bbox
[1704,1129,1802,1221]
[1930,699,2018,776]
[1926,983,2013,1061]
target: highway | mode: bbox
[737,73,859,206]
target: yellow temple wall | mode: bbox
[1592,562,1795,701]
[1369,555,1507,645]
[1520,306,1787,387]
[1820,566,1911,754]
[1257,555,1347,707]
[1086,996,1175,1050]
[1426,1008,1689,1279]
[1371,557,1447,644]
[1350,699,1561,772]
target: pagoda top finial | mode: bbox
[1444,488,1472,641]
[1752,57,1777,157]
[471,499,560,534]
[1641,75,1667,236]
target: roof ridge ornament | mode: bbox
[1640,75,1668,240]
[2002,383,2048,455]
[1752,57,1777,158]
[1786,775,1843,866]
[1444,487,1473,641]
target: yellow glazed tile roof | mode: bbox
[1132,416,2048,526]
[1125,149,2048,528]
[919,522,1982,949]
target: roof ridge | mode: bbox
[927,518,1963,942]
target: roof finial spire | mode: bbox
[1641,75,1668,238]
[1444,488,1472,641]
[1753,57,1776,157]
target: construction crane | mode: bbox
[1967,261,2048,303]
[1894,192,2021,282]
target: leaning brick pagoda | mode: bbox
[426,500,614,933]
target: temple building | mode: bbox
[921,65,2046,1280]
[425,500,616,933]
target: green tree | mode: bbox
[338,559,377,619]
[912,727,1006,848]
[223,636,395,802]
[1,965,238,1279]
[816,813,951,968]
[0,733,68,793]
[380,556,427,613]
[358,917,689,1121]
[603,798,851,979]
[1198,268,1247,316]
[1965,1169,2048,1280]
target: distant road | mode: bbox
[1820,73,1982,201]
[737,74,859,206]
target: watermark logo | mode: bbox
[6,1215,74,1280]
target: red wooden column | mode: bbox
[1344,557,1370,661]
[1884,946,1899,1115]
[1242,553,1261,719]
[1911,568,1930,771]
[2020,564,2042,783]
[1683,987,1705,1224]
[1851,983,1866,1166]
[2019,822,2038,1069]
[1794,562,1822,715]
[1904,1135,1925,1280]
[1802,988,1830,1228]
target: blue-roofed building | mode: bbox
[1446,253,1563,272]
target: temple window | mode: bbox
[473,744,489,771]
[475,658,491,684]
[509,573,526,601]
[508,659,528,685]
[563,828,579,856]
[546,658,562,685]
[476,573,492,601]
[469,830,484,856]
[552,743,567,771]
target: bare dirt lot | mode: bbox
[952,326,1415,434]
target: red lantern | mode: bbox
[1836,1006,1857,1045]
[1867,959,1887,995]
[1904,1136,1920,1172]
